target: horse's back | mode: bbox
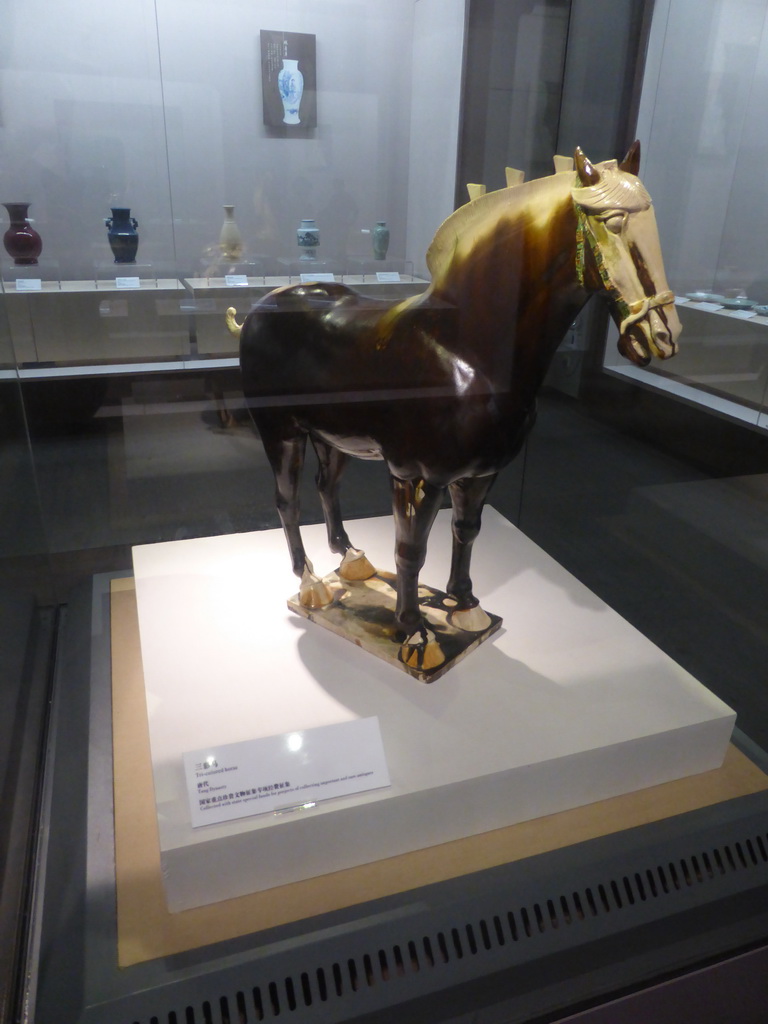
[250,280,356,313]
[244,280,395,329]
[239,281,434,396]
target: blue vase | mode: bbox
[105,207,139,264]
[372,221,390,260]
[297,218,319,260]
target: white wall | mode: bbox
[0,0,466,280]
[405,0,467,277]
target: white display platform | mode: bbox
[131,507,735,912]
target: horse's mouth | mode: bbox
[618,322,679,368]
[618,328,652,367]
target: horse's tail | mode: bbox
[225,307,243,339]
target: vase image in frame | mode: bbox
[278,58,304,125]
[260,31,317,130]
[2,202,43,265]
[372,221,390,260]
[297,218,319,260]
[219,205,244,261]
[105,207,139,264]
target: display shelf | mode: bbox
[345,257,416,280]
[93,262,161,286]
[276,256,343,278]
[0,276,432,370]
[603,299,768,433]
[181,275,272,356]
[182,275,267,291]
[183,274,428,355]
[1,258,62,289]
[2,278,189,366]
[131,508,734,912]
[114,554,768,964]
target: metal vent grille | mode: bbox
[122,829,768,1024]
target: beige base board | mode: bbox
[110,577,768,967]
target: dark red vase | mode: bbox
[2,202,43,265]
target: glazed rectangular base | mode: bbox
[288,569,502,682]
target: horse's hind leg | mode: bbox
[312,438,351,553]
[312,437,375,581]
[445,474,496,631]
[260,428,332,608]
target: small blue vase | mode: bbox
[105,207,139,264]
[297,218,319,260]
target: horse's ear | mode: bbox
[619,140,641,176]
[574,147,600,186]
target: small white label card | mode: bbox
[728,308,757,319]
[115,276,141,289]
[376,271,401,283]
[16,278,42,291]
[689,300,723,312]
[300,272,335,283]
[183,716,390,827]
[224,274,249,287]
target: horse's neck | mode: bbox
[427,177,586,384]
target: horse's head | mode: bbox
[572,143,680,367]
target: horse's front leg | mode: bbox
[446,474,496,632]
[312,438,374,582]
[390,475,445,672]
[260,429,332,609]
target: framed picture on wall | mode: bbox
[260,30,317,133]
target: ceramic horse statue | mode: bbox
[227,143,680,679]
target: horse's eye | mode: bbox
[602,213,626,234]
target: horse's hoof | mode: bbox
[399,628,445,673]
[338,547,376,581]
[299,567,333,609]
[447,605,493,632]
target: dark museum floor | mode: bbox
[1,370,768,763]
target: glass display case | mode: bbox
[603,0,768,432]
[2,2,768,1023]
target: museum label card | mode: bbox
[183,716,390,827]
[689,300,723,312]
[376,271,401,283]
[728,308,756,319]
[224,274,249,287]
[300,273,335,283]
[15,278,42,291]
[115,276,141,289]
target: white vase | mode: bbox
[278,59,304,125]
[219,205,243,260]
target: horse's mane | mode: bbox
[426,158,651,283]
[425,170,573,282]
